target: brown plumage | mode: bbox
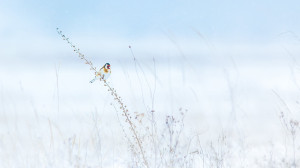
[90,63,111,83]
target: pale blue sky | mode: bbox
[1,0,300,42]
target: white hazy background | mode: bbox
[1,0,300,167]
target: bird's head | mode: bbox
[105,63,111,69]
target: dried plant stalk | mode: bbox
[56,28,148,167]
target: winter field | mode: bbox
[1,30,300,167]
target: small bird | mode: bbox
[90,63,111,83]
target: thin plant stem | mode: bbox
[57,28,149,168]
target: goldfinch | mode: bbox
[90,63,111,83]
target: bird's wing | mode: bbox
[94,66,104,77]
[99,66,104,71]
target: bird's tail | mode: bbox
[90,78,96,83]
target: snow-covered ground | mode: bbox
[1,36,300,167]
